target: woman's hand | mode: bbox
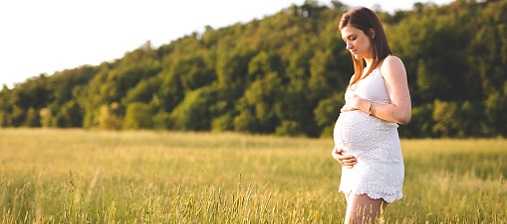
[340,94,370,113]
[340,104,358,113]
[331,147,357,168]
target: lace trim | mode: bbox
[339,188,403,203]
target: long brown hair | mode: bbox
[339,7,392,86]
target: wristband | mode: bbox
[365,102,372,115]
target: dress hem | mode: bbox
[339,189,403,203]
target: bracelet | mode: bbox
[365,102,372,115]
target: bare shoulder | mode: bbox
[380,55,406,79]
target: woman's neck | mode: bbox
[363,49,375,69]
[364,57,374,69]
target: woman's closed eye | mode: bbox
[341,34,356,42]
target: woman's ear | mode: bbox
[369,28,375,39]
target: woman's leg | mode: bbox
[344,194,387,224]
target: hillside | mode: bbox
[0,0,506,137]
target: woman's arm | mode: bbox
[343,55,412,124]
[371,55,411,124]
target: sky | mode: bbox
[0,0,453,88]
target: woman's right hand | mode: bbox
[331,147,357,168]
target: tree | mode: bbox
[216,48,255,100]
[123,103,155,129]
[39,108,52,128]
[211,113,235,132]
[174,55,215,90]
[401,103,433,138]
[235,72,282,133]
[24,108,40,127]
[0,1,504,138]
[484,89,507,136]
[275,120,303,136]
[98,103,122,130]
[55,100,84,127]
[313,93,344,137]
[432,100,460,137]
[170,86,219,131]
[124,76,161,104]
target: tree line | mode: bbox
[0,0,506,138]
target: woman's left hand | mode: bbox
[340,94,370,113]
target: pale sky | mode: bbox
[0,0,453,88]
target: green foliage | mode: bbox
[49,66,96,105]
[24,108,40,127]
[0,112,8,127]
[212,113,235,132]
[170,86,219,130]
[459,101,485,137]
[247,51,283,81]
[233,110,257,132]
[152,111,172,129]
[432,100,460,137]
[123,103,155,129]
[158,69,185,112]
[39,108,52,127]
[124,76,161,104]
[484,88,507,136]
[401,103,433,138]
[235,73,282,133]
[54,100,83,128]
[105,49,161,102]
[275,120,303,136]
[10,106,26,127]
[11,75,51,110]
[314,93,344,137]
[216,48,255,100]
[98,103,122,130]
[175,55,215,90]
[1,1,506,137]
[309,50,338,100]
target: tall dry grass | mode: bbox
[0,128,505,223]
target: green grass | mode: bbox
[0,128,505,223]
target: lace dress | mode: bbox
[333,68,404,203]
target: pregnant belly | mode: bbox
[333,111,398,156]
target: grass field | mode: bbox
[0,128,505,223]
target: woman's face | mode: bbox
[340,25,373,59]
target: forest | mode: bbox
[0,0,506,138]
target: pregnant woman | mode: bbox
[331,7,412,223]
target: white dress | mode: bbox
[333,67,404,203]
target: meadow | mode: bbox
[0,128,505,223]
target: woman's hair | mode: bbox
[339,7,392,86]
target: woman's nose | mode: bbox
[346,43,353,50]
